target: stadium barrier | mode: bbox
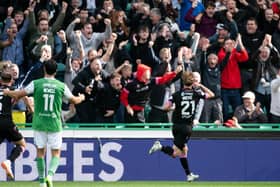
[19,122,280,130]
[1,123,280,181]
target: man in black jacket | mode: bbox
[96,72,122,123]
[251,42,280,121]
[72,58,109,122]
[200,53,223,124]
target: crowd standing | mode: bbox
[0,0,280,125]
[1,0,280,185]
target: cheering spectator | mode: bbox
[214,0,258,33]
[178,0,204,31]
[233,91,267,124]
[21,30,67,87]
[258,8,278,35]
[149,8,163,33]
[64,48,83,91]
[63,0,84,29]
[1,10,29,77]
[120,63,182,123]
[34,0,61,26]
[158,0,179,33]
[66,17,112,60]
[13,10,26,29]
[251,36,280,120]
[218,34,248,121]
[97,0,115,19]
[270,67,280,123]
[110,10,129,45]
[72,58,110,123]
[153,23,176,57]
[130,25,159,71]
[200,50,223,125]
[20,44,52,87]
[129,2,151,33]
[27,1,67,62]
[184,1,217,38]
[114,61,133,123]
[97,33,118,74]
[208,22,238,54]
[96,72,122,123]
[148,47,175,123]
[241,18,265,92]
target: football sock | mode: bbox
[180,157,191,175]
[36,157,46,183]
[8,145,24,162]
[48,156,60,176]
[161,146,174,156]
[180,158,191,175]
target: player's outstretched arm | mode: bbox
[3,89,28,100]
[69,93,85,105]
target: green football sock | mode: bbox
[48,156,60,176]
[36,157,45,183]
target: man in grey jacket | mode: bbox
[66,17,112,60]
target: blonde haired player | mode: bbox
[149,71,214,182]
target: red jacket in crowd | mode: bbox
[218,48,249,89]
[272,2,280,16]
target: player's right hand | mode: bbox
[78,93,85,101]
[3,88,10,96]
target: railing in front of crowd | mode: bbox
[19,123,280,131]
[17,123,280,139]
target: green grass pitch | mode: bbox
[1,181,280,187]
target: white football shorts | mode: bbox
[34,130,62,149]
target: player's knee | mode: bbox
[21,139,27,148]
[15,138,26,149]
[177,143,185,151]
[183,145,188,153]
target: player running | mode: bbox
[149,71,214,182]
[0,70,26,180]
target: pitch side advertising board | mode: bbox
[1,129,280,181]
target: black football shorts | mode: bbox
[172,124,192,150]
[0,118,23,143]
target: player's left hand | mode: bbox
[193,119,199,126]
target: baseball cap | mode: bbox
[216,23,230,31]
[242,91,255,100]
[224,119,236,128]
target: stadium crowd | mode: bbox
[0,0,280,126]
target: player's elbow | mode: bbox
[207,92,215,99]
[70,97,84,105]
[70,98,80,105]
